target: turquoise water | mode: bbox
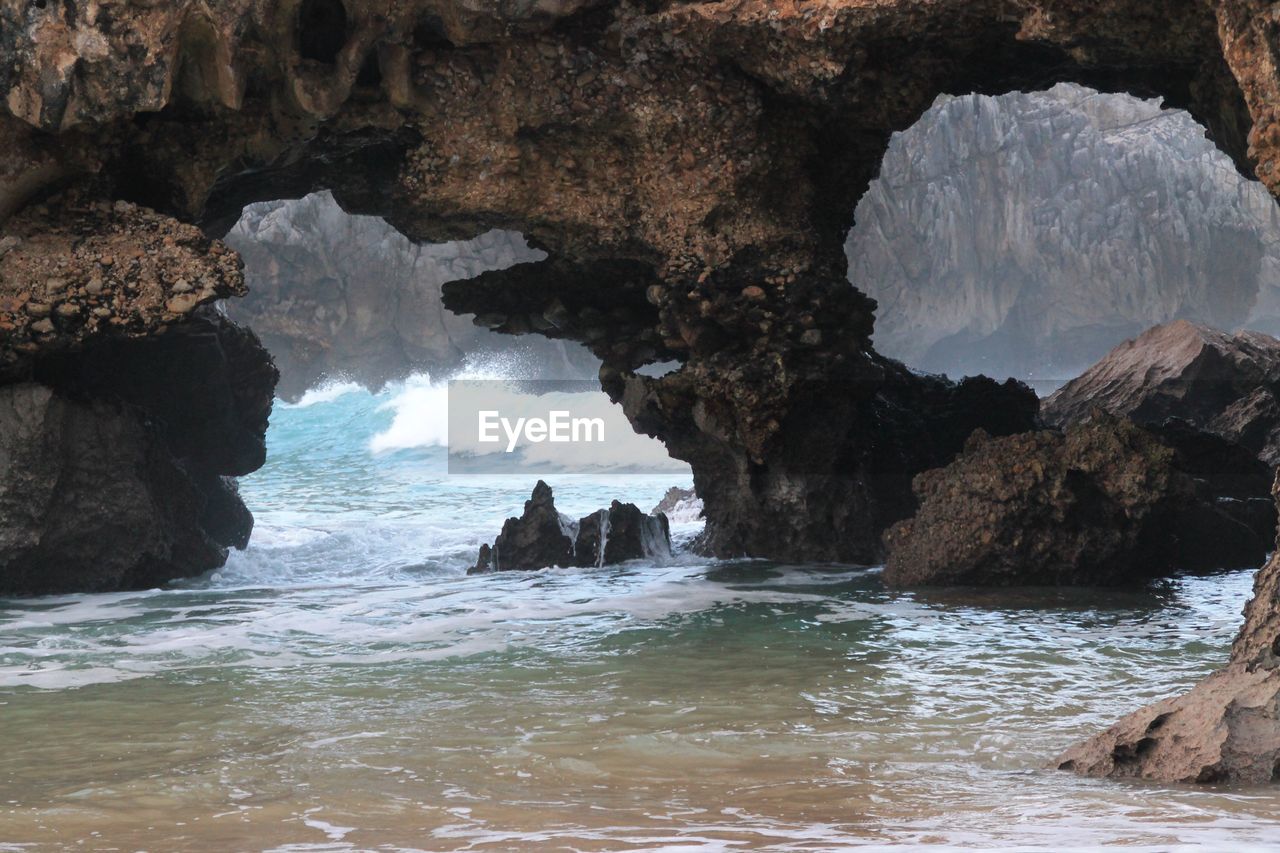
[2,379,1280,849]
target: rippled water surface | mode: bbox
[3,380,1280,849]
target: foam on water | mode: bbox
[3,379,1280,848]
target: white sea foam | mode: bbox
[368,370,685,471]
[287,379,365,408]
[368,374,451,452]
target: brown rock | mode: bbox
[1044,322,1280,465]
[0,0,1271,570]
[1057,472,1280,784]
[883,413,1275,587]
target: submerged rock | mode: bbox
[1043,321,1280,465]
[882,414,1274,587]
[1058,473,1280,784]
[471,481,670,574]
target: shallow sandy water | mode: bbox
[3,380,1278,850]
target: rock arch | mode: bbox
[6,0,1260,558]
[4,0,1280,781]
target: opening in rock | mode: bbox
[296,0,348,64]
[412,15,453,51]
[355,52,381,88]
[212,191,696,587]
[846,83,1280,392]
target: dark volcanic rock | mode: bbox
[472,481,574,573]
[574,501,671,568]
[2,0,1260,570]
[471,482,671,574]
[1,0,1274,573]
[1043,321,1280,464]
[0,310,277,595]
[620,368,1041,564]
[882,414,1274,587]
[0,384,248,594]
[34,309,278,476]
[1058,473,1280,784]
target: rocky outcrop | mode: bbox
[575,501,672,568]
[1058,472,1280,784]
[616,370,1040,562]
[883,414,1275,587]
[224,193,599,400]
[472,480,574,573]
[0,0,1275,568]
[472,481,670,573]
[0,310,277,595]
[652,486,704,524]
[1044,321,1280,464]
[849,84,1280,383]
[0,383,251,595]
[0,192,244,380]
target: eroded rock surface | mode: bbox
[0,310,277,595]
[472,481,670,573]
[575,501,672,568]
[0,383,250,595]
[883,414,1274,587]
[472,480,574,573]
[8,0,1280,567]
[224,193,599,400]
[0,192,244,380]
[1,0,1269,565]
[1058,473,1280,784]
[652,486,703,524]
[1044,321,1280,464]
[850,84,1280,382]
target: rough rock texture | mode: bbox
[883,414,1275,587]
[11,0,1280,774]
[574,500,671,567]
[471,481,670,573]
[1,0,1266,565]
[849,84,1280,383]
[224,192,599,400]
[0,191,244,380]
[0,309,277,594]
[1058,472,1280,784]
[616,371,1040,562]
[0,383,251,595]
[652,486,704,524]
[472,481,574,574]
[1044,321,1280,464]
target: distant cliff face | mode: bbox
[847,84,1280,386]
[225,193,599,400]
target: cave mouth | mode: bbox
[846,83,1280,394]
[212,191,694,586]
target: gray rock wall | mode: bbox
[848,84,1280,386]
[225,193,599,400]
